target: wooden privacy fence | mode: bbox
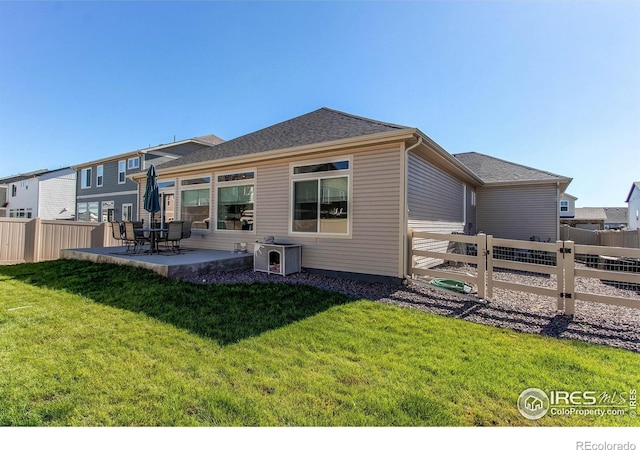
[0,218,120,264]
[408,230,640,315]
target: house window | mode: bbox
[101,200,114,222]
[216,171,255,231]
[11,185,16,197]
[81,168,92,189]
[560,200,569,212]
[97,165,104,187]
[127,157,140,170]
[118,160,126,184]
[180,176,211,229]
[471,190,476,206]
[122,203,133,221]
[9,208,32,218]
[291,159,350,235]
[20,181,28,189]
[77,202,99,222]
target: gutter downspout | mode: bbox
[402,136,423,281]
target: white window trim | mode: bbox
[214,169,257,234]
[127,157,140,170]
[122,203,133,221]
[81,168,92,189]
[118,160,126,184]
[289,156,352,238]
[178,174,212,233]
[560,200,569,212]
[97,165,104,187]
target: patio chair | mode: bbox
[181,220,192,240]
[123,221,148,254]
[159,221,184,253]
[110,221,127,250]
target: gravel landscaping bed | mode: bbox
[185,268,639,353]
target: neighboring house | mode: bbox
[562,207,628,231]
[72,135,223,223]
[562,207,607,230]
[559,193,577,219]
[626,182,640,230]
[603,207,628,230]
[0,168,77,220]
[132,107,568,282]
[453,152,572,242]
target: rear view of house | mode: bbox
[132,108,570,282]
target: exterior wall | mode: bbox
[148,145,404,278]
[407,152,466,233]
[76,158,141,221]
[476,184,558,241]
[465,184,477,235]
[628,187,640,230]
[38,169,76,220]
[6,176,38,217]
[407,152,468,270]
[76,143,208,222]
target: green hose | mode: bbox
[429,278,474,294]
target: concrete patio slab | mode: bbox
[60,246,253,280]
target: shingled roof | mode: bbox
[159,107,411,170]
[453,152,571,184]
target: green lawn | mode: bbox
[0,260,638,426]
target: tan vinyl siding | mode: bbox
[476,184,558,241]
[299,148,401,276]
[160,145,403,278]
[407,152,465,230]
[465,185,477,235]
[407,152,466,270]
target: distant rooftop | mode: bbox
[0,167,71,184]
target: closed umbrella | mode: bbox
[143,165,161,225]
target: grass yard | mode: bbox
[0,260,638,426]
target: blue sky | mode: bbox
[0,1,638,206]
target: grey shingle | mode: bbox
[159,107,410,170]
[453,152,570,184]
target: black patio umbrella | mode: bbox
[143,165,161,225]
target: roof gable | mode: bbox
[159,107,411,170]
[453,152,571,185]
[625,181,640,203]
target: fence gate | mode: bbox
[486,237,570,314]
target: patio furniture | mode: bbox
[181,220,192,240]
[110,221,127,250]
[123,221,148,254]
[159,221,184,253]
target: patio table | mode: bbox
[139,228,167,254]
